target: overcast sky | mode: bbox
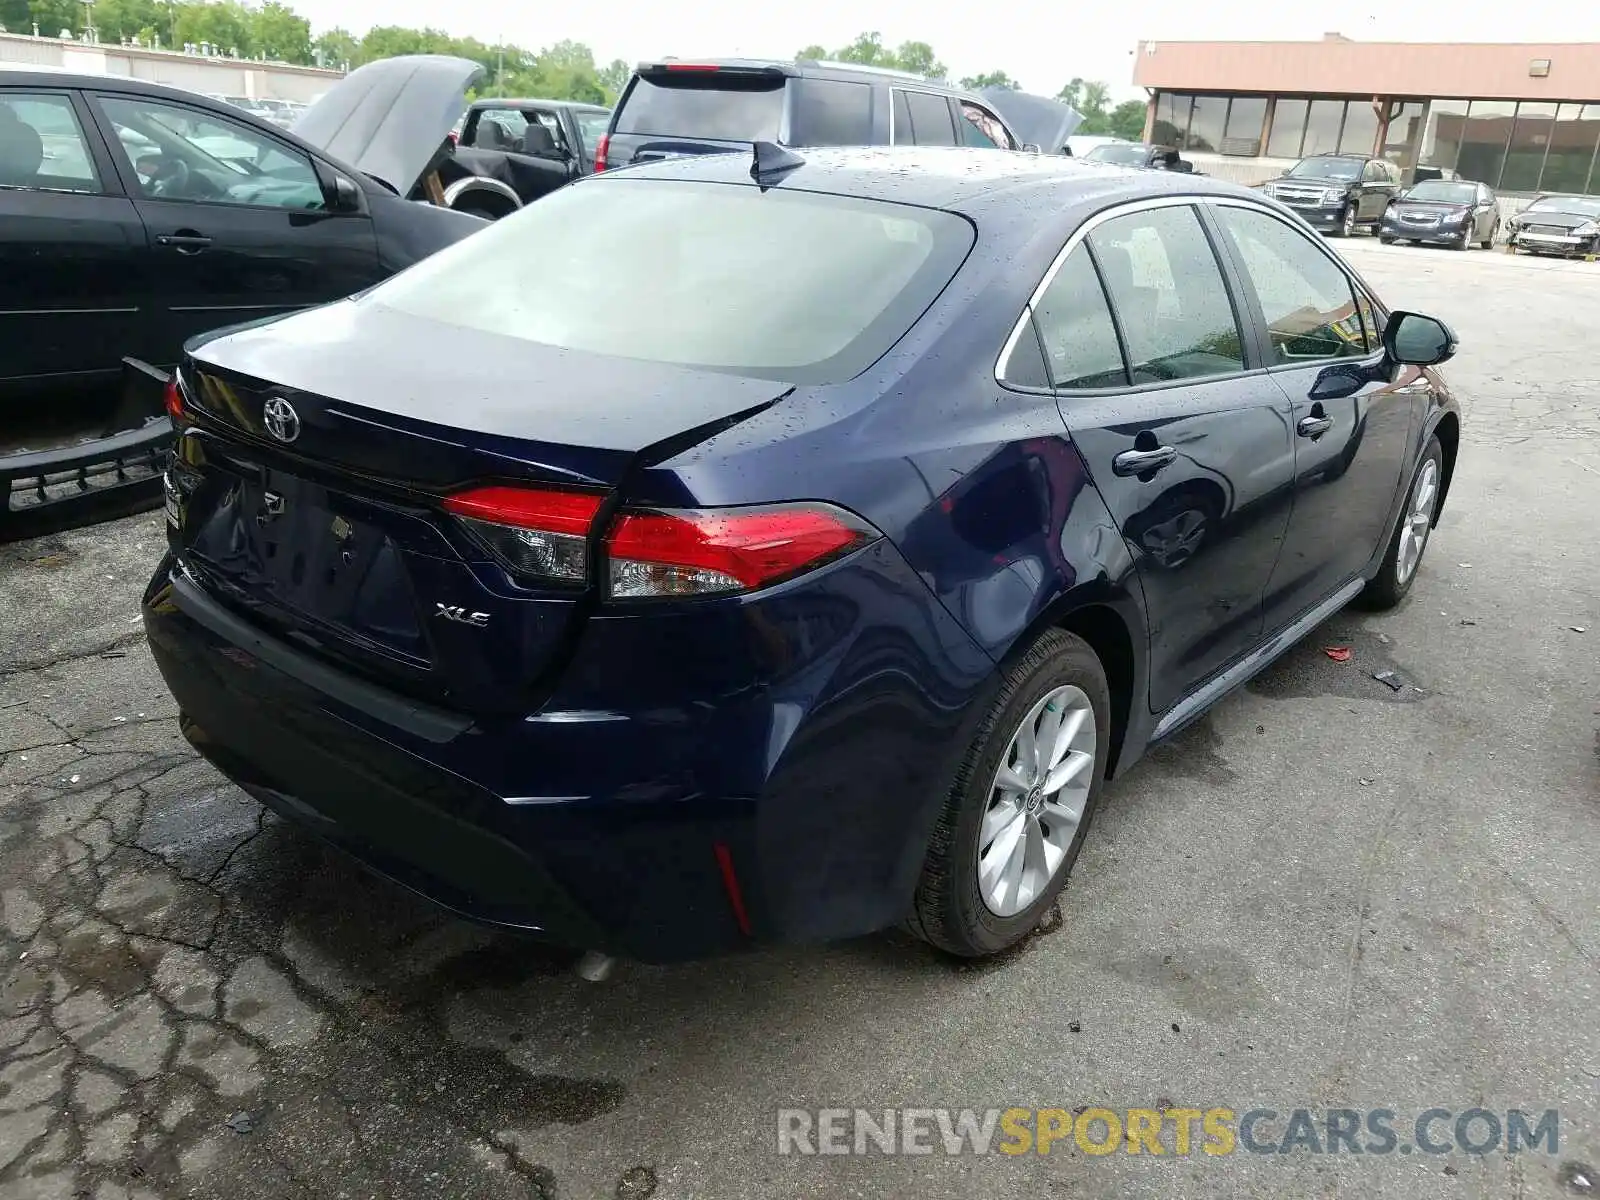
[287,0,1600,100]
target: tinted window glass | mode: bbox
[892,90,912,143]
[373,179,974,385]
[0,93,100,191]
[1409,181,1476,204]
[468,107,528,150]
[959,102,1012,149]
[791,79,873,146]
[1215,205,1368,364]
[1087,205,1244,383]
[98,96,323,210]
[615,76,784,141]
[1027,246,1128,389]
[903,91,956,146]
[574,111,611,155]
[1086,143,1151,166]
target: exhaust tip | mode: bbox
[574,951,616,983]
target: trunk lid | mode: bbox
[606,62,790,168]
[172,302,784,714]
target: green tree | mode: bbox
[250,0,309,63]
[173,0,254,55]
[1105,99,1148,141]
[794,31,946,78]
[892,40,944,78]
[27,0,80,38]
[598,57,630,100]
[961,70,1018,91]
[313,25,357,69]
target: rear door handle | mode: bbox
[156,232,213,254]
[1112,445,1177,477]
[1298,415,1335,439]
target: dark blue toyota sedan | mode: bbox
[144,146,1461,962]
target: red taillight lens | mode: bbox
[442,488,878,597]
[604,503,876,598]
[163,375,185,422]
[442,486,604,585]
[663,63,721,72]
[593,133,609,172]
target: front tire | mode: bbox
[1480,221,1496,250]
[908,629,1110,958]
[1334,205,1356,237]
[1359,436,1444,610]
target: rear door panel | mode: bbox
[0,87,149,392]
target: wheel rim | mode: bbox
[1396,458,1439,585]
[976,685,1097,918]
[1343,208,1355,235]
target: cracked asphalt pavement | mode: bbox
[2,242,1598,1200]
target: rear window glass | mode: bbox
[791,78,873,146]
[615,75,784,142]
[368,178,973,385]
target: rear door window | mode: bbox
[958,102,1015,149]
[1,92,102,192]
[615,74,785,141]
[791,78,873,146]
[901,91,958,146]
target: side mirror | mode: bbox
[1021,142,1041,153]
[329,174,361,213]
[1383,311,1457,367]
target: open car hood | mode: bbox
[292,55,485,196]
[979,89,1083,154]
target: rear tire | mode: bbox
[1358,436,1444,610]
[908,629,1110,958]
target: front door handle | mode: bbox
[1112,445,1177,477]
[156,231,213,254]
[1298,414,1335,439]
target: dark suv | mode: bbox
[1259,153,1402,237]
[596,59,1027,171]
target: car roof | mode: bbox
[0,66,270,110]
[469,97,611,113]
[632,57,984,100]
[601,144,1256,223]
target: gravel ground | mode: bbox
[1,240,1596,1200]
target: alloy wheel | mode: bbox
[1396,458,1439,585]
[1342,207,1356,236]
[976,685,1097,917]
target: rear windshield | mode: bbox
[368,178,973,384]
[1085,144,1150,166]
[615,74,785,142]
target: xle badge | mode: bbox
[435,604,490,628]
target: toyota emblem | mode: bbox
[262,396,301,443]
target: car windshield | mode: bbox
[1407,182,1477,203]
[615,75,785,141]
[1526,195,1600,218]
[575,111,611,154]
[368,178,974,384]
[1084,144,1150,166]
[1289,157,1361,180]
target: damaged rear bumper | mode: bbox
[1,359,173,541]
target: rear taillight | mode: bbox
[443,486,603,585]
[164,375,185,422]
[593,133,609,172]
[441,487,877,597]
[605,504,875,598]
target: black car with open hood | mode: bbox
[0,58,488,538]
